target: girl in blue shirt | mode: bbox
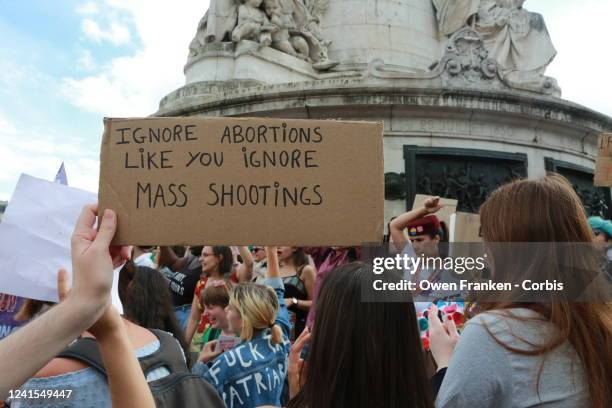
[193,247,291,408]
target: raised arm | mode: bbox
[265,247,290,334]
[91,307,155,408]
[236,246,254,282]
[265,246,280,279]
[57,269,154,408]
[158,246,188,271]
[0,205,129,400]
[389,196,442,251]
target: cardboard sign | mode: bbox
[448,212,482,260]
[411,194,458,229]
[594,133,612,186]
[99,117,384,246]
[450,212,482,243]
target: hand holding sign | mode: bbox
[70,204,129,320]
[0,203,129,401]
[56,266,123,338]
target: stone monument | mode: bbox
[158,0,612,222]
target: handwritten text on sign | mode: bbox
[99,117,384,246]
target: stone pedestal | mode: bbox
[185,41,322,85]
[157,75,612,221]
[159,0,612,224]
[184,0,442,87]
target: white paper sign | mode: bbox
[0,174,123,312]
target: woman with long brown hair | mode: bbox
[430,174,612,407]
[287,262,434,408]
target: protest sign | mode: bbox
[594,133,612,186]
[450,212,482,243]
[411,194,457,229]
[0,174,123,312]
[448,211,483,261]
[99,117,384,246]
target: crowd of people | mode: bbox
[0,173,611,407]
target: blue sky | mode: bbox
[0,0,611,200]
[0,0,204,199]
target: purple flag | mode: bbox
[54,162,68,185]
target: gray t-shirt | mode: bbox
[436,308,589,408]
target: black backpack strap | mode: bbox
[57,330,189,378]
[57,338,107,377]
[138,329,189,375]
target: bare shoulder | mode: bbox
[33,321,156,378]
[302,265,316,278]
[34,357,89,377]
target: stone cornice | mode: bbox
[156,78,612,134]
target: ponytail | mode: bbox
[230,283,282,343]
[270,323,283,345]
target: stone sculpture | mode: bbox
[232,0,275,47]
[433,0,560,95]
[188,0,337,70]
[265,0,310,59]
[189,0,238,52]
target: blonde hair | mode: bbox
[229,283,283,344]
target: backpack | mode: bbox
[57,328,225,408]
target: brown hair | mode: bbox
[288,263,433,408]
[478,173,612,408]
[288,247,309,269]
[201,283,230,308]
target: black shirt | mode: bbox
[168,254,201,306]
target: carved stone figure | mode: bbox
[433,0,560,95]
[297,0,337,70]
[440,27,501,88]
[267,0,337,69]
[434,0,481,36]
[232,0,275,47]
[189,0,238,57]
[188,0,337,70]
[265,0,310,59]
